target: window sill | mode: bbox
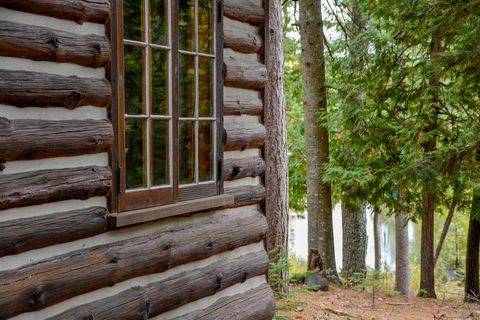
[108,194,235,228]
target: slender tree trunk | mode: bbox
[395,212,410,296]
[419,30,441,299]
[465,195,480,302]
[434,182,462,267]
[342,202,367,279]
[264,0,289,291]
[373,209,381,271]
[299,0,338,280]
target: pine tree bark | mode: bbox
[342,203,367,279]
[395,212,410,296]
[465,195,480,302]
[299,0,338,279]
[419,30,441,299]
[264,0,289,291]
[465,144,480,302]
[373,209,381,271]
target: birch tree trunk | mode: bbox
[265,0,289,290]
[395,212,410,296]
[342,203,367,280]
[299,0,338,280]
[373,209,381,271]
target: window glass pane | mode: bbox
[152,120,170,186]
[126,119,147,189]
[198,0,213,53]
[199,121,214,182]
[198,56,213,117]
[124,45,145,115]
[179,0,195,51]
[179,121,195,184]
[150,0,167,45]
[124,0,143,41]
[152,48,169,115]
[179,54,195,117]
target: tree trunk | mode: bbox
[299,0,338,280]
[465,195,480,302]
[373,209,381,271]
[342,203,367,279]
[395,212,410,296]
[419,30,441,299]
[434,182,462,267]
[465,144,480,302]
[265,0,289,291]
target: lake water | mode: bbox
[289,203,419,271]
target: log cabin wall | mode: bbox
[0,0,274,319]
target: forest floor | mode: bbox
[275,284,480,320]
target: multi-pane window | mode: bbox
[118,0,220,211]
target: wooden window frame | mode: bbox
[110,0,225,215]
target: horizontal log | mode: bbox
[225,184,266,207]
[224,21,262,54]
[0,21,110,68]
[223,0,265,26]
[224,122,266,151]
[0,0,111,24]
[0,209,267,319]
[171,283,275,320]
[223,157,265,181]
[47,250,269,320]
[0,118,113,161]
[0,166,111,211]
[224,88,264,116]
[224,56,268,90]
[0,207,107,257]
[0,69,111,109]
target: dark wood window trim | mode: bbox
[109,194,233,227]
[110,0,226,218]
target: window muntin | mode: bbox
[119,0,218,211]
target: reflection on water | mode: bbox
[289,203,420,271]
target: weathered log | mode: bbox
[0,209,267,319]
[0,0,111,25]
[224,88,263,116]
[223,157,265,181]
[47,250,269,320]
[224,122,266,151]
[170,283,275,320]
[224,22,262,54]
[223,0,265,26]
[0,69,111,109]
[0,207,107,257]
[0,166,111,210]
[0,21,110,68]
[0,118,113,161]
[224,56,268,90]
[225,184,266,207]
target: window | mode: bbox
[114,0,223,212]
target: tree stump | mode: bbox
[306,248,329,291]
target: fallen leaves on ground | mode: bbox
[275,285,480,320]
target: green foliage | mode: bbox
[268,248,290,295]
[321,0,480,220]
[283,14,308,211]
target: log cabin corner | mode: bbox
[0,0,277,319]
